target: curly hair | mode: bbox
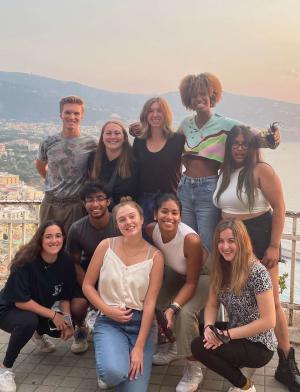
[179,72,222,110]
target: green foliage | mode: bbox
[279,272,289,294]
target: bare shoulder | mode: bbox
[145,222,156,239]
[254,162,275,176]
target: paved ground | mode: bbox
[0,329,294,392]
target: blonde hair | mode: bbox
[90,121,134,180]
[179,72,222,110]
[59,96,84,114]
[113,200,144,222]
[210,219,254,295]
[139,97,173,139]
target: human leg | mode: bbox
[191,336,273,388]
[177,176,198,232]
[70,289,90,354]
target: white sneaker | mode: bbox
[228,384,256,392]
[71,326,89,354]
[0,368,16,392]
[153,342,181,365]
[97,377,113,390]
[176,360,203,392]
[32,333,55,353]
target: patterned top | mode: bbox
[219,262,277,351]
[178,113,274,163]
[37,133,97,198]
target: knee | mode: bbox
[15,312,38,335]
[70,299,88,323]
[98,363,128,386]
[191,335,206,361]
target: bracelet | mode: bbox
[172,302,182,310]
[211,326,231,344]
[52,311,57,320]
[204,324,214,331]
[168,303,181,315]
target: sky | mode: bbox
[0,0,299,103]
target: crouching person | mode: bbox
[83,201,164,391]
[191,220,276,392]
[0,221,75,392]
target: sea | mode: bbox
[263,143,300,303]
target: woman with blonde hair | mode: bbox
[133,97,185,224]
[83,200,164,391]
[177,72,280,251]
[90,120,138,208]
[191,219,276,392]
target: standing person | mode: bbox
[132,97,185,224]
[213,125,300,392]
[89,120,138,208]
[177,72,280,250]
[35,96,97,234]
[191,219,276,392]
[83,201,164,391]
[66,181,119,354]
[0,221,75,392]
[145,193,209,392]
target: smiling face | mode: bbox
[60,103,83,133]
[102,122,125,153]
[231,133,249,168]
[115,204,143,237]
[217,228,238,263]
[147,101,165,129]
[190,86,211,114]
[41,225,64,262]
[84,191,110,220]
[155,199,181,234]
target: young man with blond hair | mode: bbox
[36,96,97,233]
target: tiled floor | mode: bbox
[0,330,294,391]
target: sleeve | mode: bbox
[250,263,273,296]
[66,223,81,255]
[61,254,77,300]
[37,139,48,161]
[2,267,32,303]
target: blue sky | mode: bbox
[0,0,299,103]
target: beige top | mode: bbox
[97,238,155,311]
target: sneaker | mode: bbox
[176,360,203,392]
[0,368,16,392]
[153,342,181,365]
[275,347,300,391]
[97,377,113,390]
[32,332,55,353]
[71,326,89,354]
[228,384,256,392]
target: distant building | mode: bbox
[0,173,19,185]
[0,144,6,155]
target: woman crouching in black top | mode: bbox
[0,220,76,392]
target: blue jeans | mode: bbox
[93,311,155,392]
[177,174,220,251]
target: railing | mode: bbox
[0,202,300,324]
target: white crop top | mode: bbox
[98,238,154,311]
[213,168,270,214]
[152,222,210,275]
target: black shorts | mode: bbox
[243,211,272,260]
[72,283,87,300]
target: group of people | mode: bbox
[0,72,298,392]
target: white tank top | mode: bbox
[152,222,203,275]
[213,168,270,214]
[98,238,155,311]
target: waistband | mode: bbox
[44,193,82,204]
[181,173,218,184]
[242,210,272,225]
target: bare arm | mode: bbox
[35,159,48,178]
[255,163,286,267]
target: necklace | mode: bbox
[121,238,147,258]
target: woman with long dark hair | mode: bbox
[213,125,299,392]
[90,120,138,207]
[0,221,76,392]
[191,219,276,392]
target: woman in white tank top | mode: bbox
[83,201,164,392]
[145,193,209,392]
[213,126,299,392]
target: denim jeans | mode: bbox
[177,174,220,251]
[93,310,155,392]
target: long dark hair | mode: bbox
[10,220,65,271]
[215,125,261,211]
[90,120,134,180]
